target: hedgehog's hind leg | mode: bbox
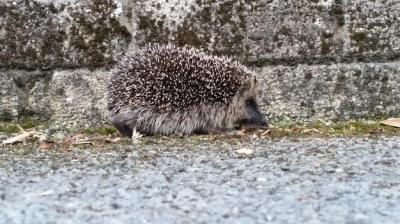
[110,112,134,137]
[192,128,209,135]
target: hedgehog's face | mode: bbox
[231,77,267,129]
[233,97,267,129]
[242,97,267,126]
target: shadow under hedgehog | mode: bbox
[108,43,267,136]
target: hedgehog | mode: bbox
[108,43,267,136]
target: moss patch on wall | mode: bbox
[0,1,66,69]
[0,0,131,70]
[136,0,250,58]
[69,0,132,68]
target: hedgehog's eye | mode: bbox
[245,98,256,107]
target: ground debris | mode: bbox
[380,118,400,128]
[1,125,44,146]
[38,142,54,150]
[66,134,122,146]
[235,147,254,155]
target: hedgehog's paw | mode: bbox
[225,129,246,136]
[131,128,143,144]
[207,128,238,136]
[209,127,245,136]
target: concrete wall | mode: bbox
[1,0,399,129]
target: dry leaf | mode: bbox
[380,118,400,128]
[302,128,321,134]
[38,142,54,149]
[368,128,383,134]
[235,147,254,155]
[226,129,246,136]
[106,137,121,143]
[291,127,304,132]
[71,134,86,140]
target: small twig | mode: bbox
[16,124,27,133]
[260,129,271,136]
[71,141,94,146]
[1,131,39,146]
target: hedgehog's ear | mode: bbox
[253,77,259,86]
[241,79,252,90]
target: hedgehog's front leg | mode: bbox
[131,128,143,144]
[110,112,134,137]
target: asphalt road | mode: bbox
[1,136,400,224]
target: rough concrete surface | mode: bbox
[258,61,400,122]
[1,137,400,223]
[2,0,400,67]
[1,59,400,130]
[0,0,131,69]
[133,0,400,63]
[0,69,109,128]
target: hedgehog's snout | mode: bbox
[253,116,268,127]
[235,98,268,129]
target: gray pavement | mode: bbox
[1,137,400,224]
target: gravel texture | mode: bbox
[1,137,400,224]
